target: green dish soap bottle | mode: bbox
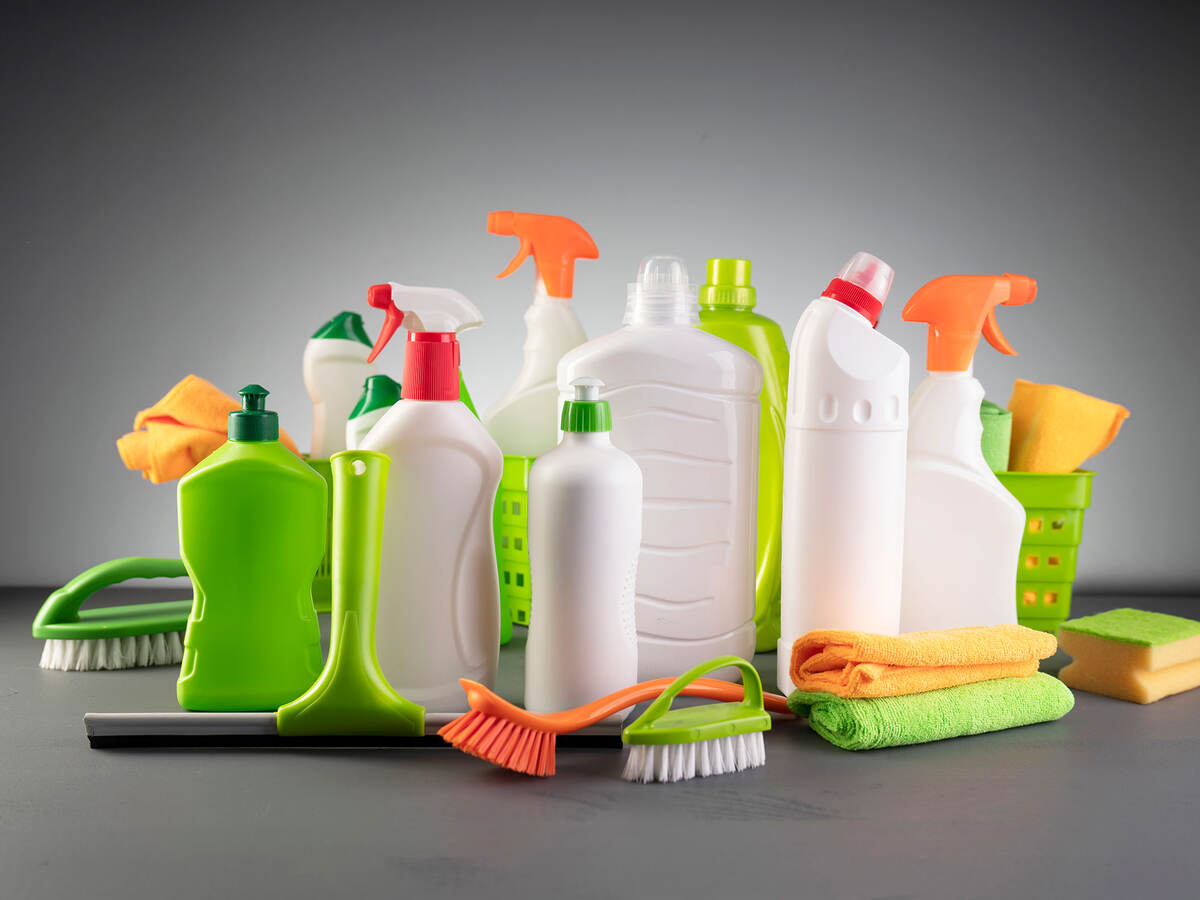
[177,385,326,711]
[697,259,789,652]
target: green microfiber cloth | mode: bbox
[1059,608,1200,646]
[787,673,1074,751]
[980,399,1012,472]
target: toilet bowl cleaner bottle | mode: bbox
[697,258,789,652]
[303,311,377,459]
[525,377,642,716]
[345,374,402,450]
[779,252,908,692]
[483,211,599,457]
[359,282,503,712]
[177,385,325,711]
[558,256,761,681]
[900,273,1037,632]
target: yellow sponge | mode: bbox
[1058,608,1200,704]
[1007,379,1129,473]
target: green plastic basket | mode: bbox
[996,470,1093,634]
[493,455,534,627]
[307,458,334,613]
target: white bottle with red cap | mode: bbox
[359,282,502,712]
[778,252,909,692]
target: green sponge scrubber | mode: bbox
[787,673,1074,751]
[1058,608,1200,704]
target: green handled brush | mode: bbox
[33,557,191,671]
[621,656,771,784]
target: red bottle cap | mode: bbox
[402,332,460,401]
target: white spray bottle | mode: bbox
[302,311,377,458]
[779,252,908,693]
[483,211,598,457]
[525,377,642,718]
[359,282,502,712]
[900,273,1037,632]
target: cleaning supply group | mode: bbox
[37,210,1145,784]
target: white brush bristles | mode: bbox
[621,732,766,783]
[39,632,185,671]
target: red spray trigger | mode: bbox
[366,283,405,363]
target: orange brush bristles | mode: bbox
[439,710,559,776]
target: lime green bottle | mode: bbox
[177,385,325,711]
[697,260,789,652]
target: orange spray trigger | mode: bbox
[903,273,1037,372]
[486,211,599,299]
[365,283,405,363]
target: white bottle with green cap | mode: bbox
[302,311,377,459]
[345,374,402,450]
[525,377,642,717]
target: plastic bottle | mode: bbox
[525,377,642,718]
[697,259,789,652]
[177,385,325,711]
[359,282,503,712]
[303,311,377,459]
[900,273,1037,632]
[483,211,599,457]
[779,252,908,693]
[558,256,761,681]
[345,374,402,450]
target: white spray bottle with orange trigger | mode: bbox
[484,211,599,457]
[359,282,503,712]
[900,273,1037,633]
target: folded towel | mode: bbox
[980,399,1012,472]
[789,624,1057,697]
[118,375,300,483]
[1007,379,1129,473]
[787,673,1075,750]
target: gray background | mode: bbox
[2,0,1198,589]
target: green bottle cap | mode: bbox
[698,258,756,309]
[561,377,612,433]
[229,384,279,442]
[311,311,372,346]
[350,374,402,419]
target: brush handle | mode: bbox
[32,558,189,639]
[632,656,764,727]
[458,672,790,734]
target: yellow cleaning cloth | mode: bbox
[1007,379,1129,473]
[789,625,1058,697]
[118,375,300,483]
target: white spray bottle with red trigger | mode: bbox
[359,282,503,712]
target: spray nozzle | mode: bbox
[365,282,483,364]
[902,273,1037,372]
[487,211,599,299]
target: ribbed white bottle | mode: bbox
[778,252,909,693]
[525,377,642,717]
[558,257,761,681]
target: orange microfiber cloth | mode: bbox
[118,375,300,483]
[1007,379,1129,473]
[789,624,1058,698]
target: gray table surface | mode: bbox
[3,587,1198,900]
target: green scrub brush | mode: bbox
[621,656,771,783]
[33,557,190,671]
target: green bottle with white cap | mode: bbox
[177,385,326,711]
[697,259,790,652]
